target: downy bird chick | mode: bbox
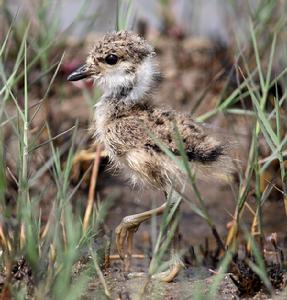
[68,31,234,282]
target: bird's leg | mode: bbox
[151,189,184,282]
[115,203,167,271]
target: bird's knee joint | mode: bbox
[122,216,132,225]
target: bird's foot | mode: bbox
[114,204,166,272]
[150,253,184,282]
[115,216,141,272]
[126,255,184,282]
[126,262,183,282]
[151,263,182,282]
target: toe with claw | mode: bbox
[151,255,184,282]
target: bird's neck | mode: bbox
[99,57,160,106]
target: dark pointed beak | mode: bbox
[67,64,93,81]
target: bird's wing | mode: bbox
[108,105,235,181]
[131,108,226,164]
[105,103,228,164]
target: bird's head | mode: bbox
[68,31,158,99]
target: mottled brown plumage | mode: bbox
[68,31,234,282]
[94,99,231,190]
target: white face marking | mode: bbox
[93,56,157,103]
[94,61,135,93]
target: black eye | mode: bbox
[105,54,118,65]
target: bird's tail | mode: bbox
[191,135,238,184]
